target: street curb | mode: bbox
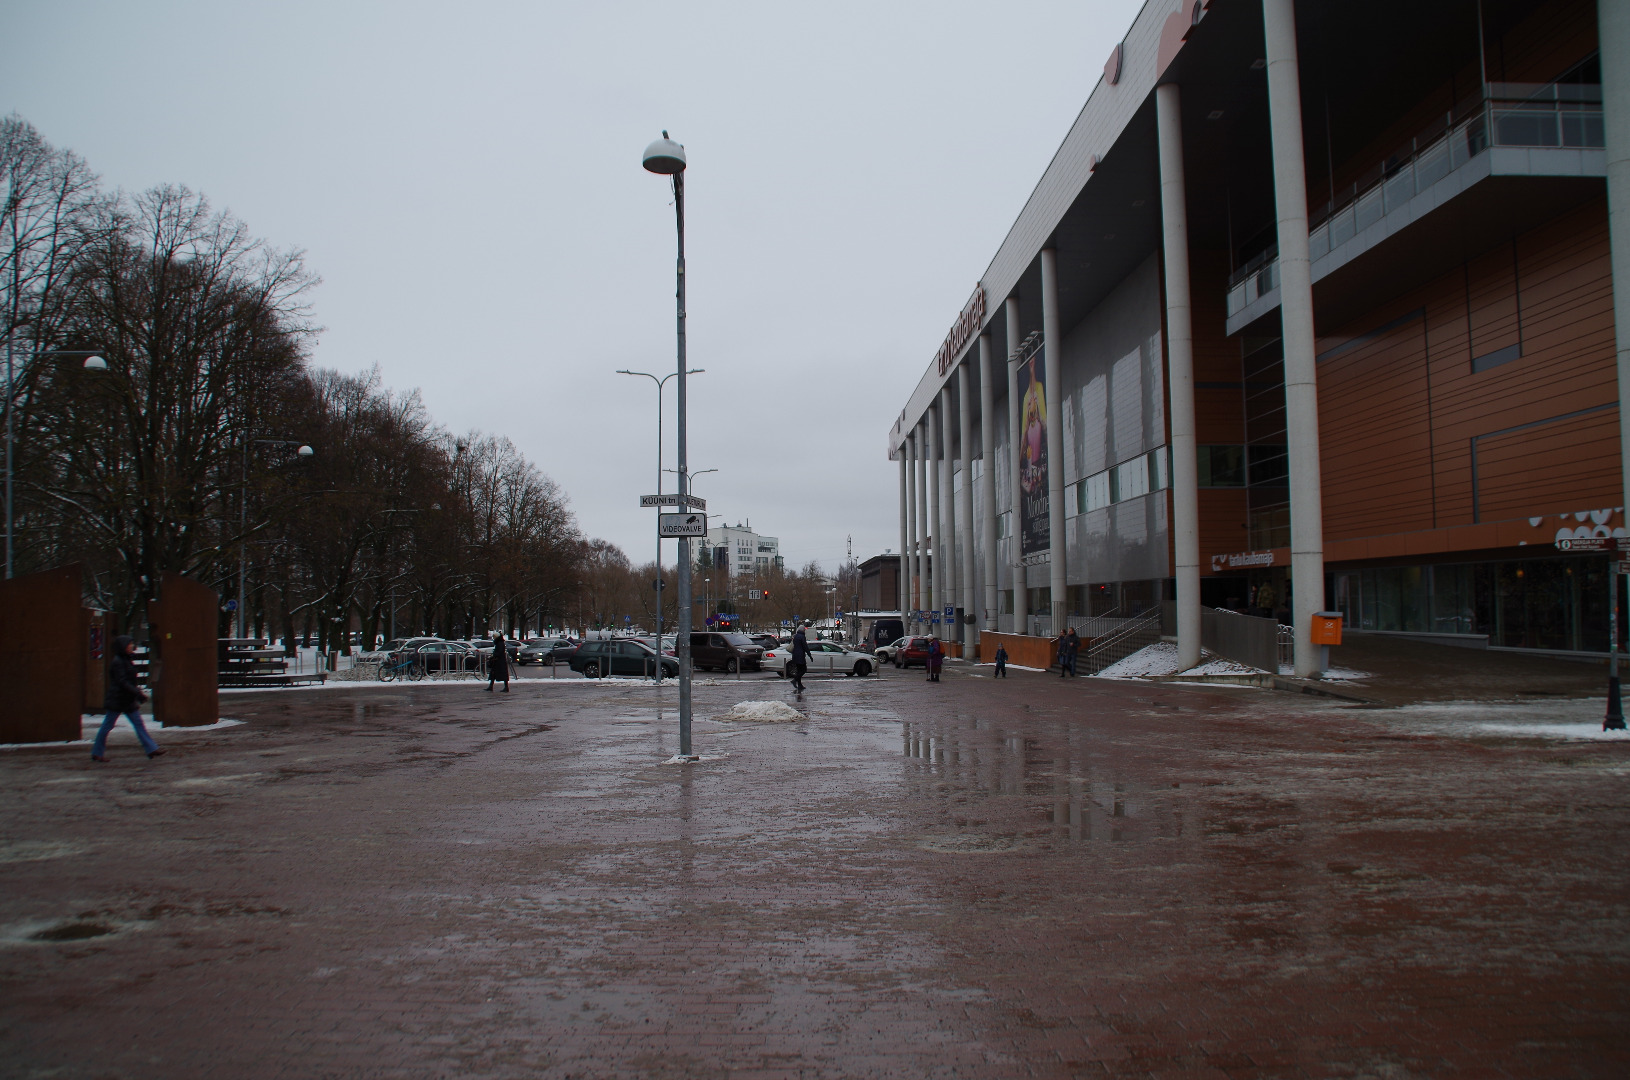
[1143,672,1384,706]
[1269,676,1385,705]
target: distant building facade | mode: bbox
[706,522,781,578]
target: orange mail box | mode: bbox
[1311,612,1343,646]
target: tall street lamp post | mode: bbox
[643,131,694,757]
[619,367,701,681]
[4,348,105,578]
[237,439,314,638]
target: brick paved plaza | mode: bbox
[3,664,1628,1078]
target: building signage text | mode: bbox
[935,285,986,377]
[1210,550,1277,571]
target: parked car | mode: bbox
[569,638,678,679]
[763,639,875,678]
[688,632,765,673]
[412,640,481,673]
[873,636,908,664]
[357,638,406,663]
[746,633,780,652]
[634,635,677,656]
[891,636,934,669]
[517,637,576,665]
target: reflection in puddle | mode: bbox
[901,718,1185,846]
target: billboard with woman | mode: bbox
[1018,350,1049,558]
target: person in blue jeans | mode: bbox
[92,636,164,762]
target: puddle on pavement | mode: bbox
[901,719,1173,845]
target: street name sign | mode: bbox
[640,493,706,510]
[657,512,706,537]
[1555,536,1630,552]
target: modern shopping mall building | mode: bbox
[891,0,1629,673]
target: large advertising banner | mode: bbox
[1019,349,1049,558]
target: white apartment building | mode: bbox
[706,522,781,578]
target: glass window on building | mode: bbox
[1198,445,1245,487]
[1333,556,1619,652]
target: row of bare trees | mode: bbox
[4,116,858,651]
[0,116,623,651]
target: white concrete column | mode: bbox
[978,332,999,632]
[916,419,929,634]
[1264,0,1326,678]
[927,409,942,635]
[898,440,910,624]
[905,431,918,632]
[938,385,958,642]
[1041,248,1067,636]
[1157,82,1202,672]
[1602,0,1630,553]
[1006,297,1028,634]
[957,360,977,655]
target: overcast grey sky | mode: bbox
[3,0,1144,573]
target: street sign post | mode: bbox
[658,513,706,537]
[640,493,706,510]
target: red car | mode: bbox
[892,636,934,669]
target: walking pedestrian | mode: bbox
[1064,627,1081,677]
[789,622,813,690]
[993,643,1008,678]
[92,636,163,762]
[1054,628,1079,677]
[487,631,510,692]
[926,636,943,682]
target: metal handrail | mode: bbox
[1082,608,1163,674]
[1227,76,1604,304]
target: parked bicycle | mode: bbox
[377,653,426,682]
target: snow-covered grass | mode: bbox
[1096,642,1264,679]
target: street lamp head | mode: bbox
[297,445,314,457]
[642,133,687,175]
[82,355,108,371]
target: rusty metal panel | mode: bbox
[149,573,219,728]
[0,564,84,744]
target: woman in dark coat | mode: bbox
[487,631,510,692]
[926,637,943,682]
[92,636,163,761]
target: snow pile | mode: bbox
[717,700,806,723]
[1097,642,1265,679]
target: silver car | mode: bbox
[763,639,876,678]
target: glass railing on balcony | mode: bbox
[1225,78,1604,319]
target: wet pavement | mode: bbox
[3,664,1628,1078]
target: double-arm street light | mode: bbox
[618,366,702,680]
[642,130,696,756]
[3,346,105,578]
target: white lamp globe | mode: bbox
[642,132,686,175]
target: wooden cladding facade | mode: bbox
[1314,197,1619,550]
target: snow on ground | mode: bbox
[2,716,246,751]
[1381,698,1630,741]
[715,701,805,724]
[1278,663,1370,680]
[1097,642,1264,679]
